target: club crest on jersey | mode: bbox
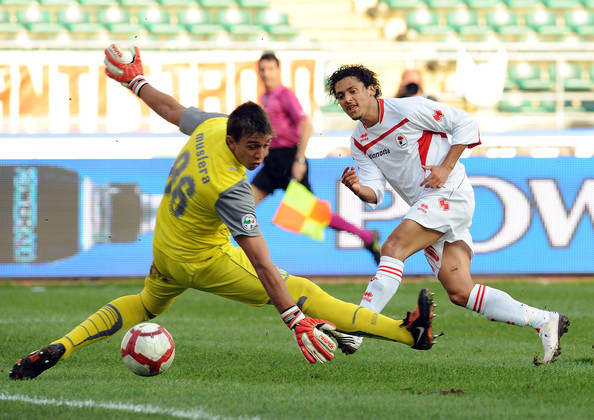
[395,133,408,148]
[241,214,257,231]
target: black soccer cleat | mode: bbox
[364,229,381,265]
[402,288,436,350]
[9,343,66,380]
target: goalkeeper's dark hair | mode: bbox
[326,64,382,99]
[227,101,275,143]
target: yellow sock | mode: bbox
[52,294,149,359]
[285,275,414,346]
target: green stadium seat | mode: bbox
[550,63,594,91]
[501,0,539,8]
[78,0,115,6]
[197,0,234,7]
[236,0,270,8]
[424,0,460,7]
[497,99,533,112]
[446,10,490,36]
[486,10,531,37]
[508,63,555,91]
[16,9,64,34]
[498,99,555,112]
[39,0,76,6]
[406,10,450,35]
[118,0,147,7]
[565,10,594,36]
[381,0,423,9]
[0,10,23,36]
[0,0,36,5]
[524,10,571,37]
[179,9,223,37]
[57,8,104,35]
[256,10,298,37]
[463,0,500,9]
[583,100,594,111]
[217,8,263,37]
[542,0,580,9]
[138,9,180,35]
[98,8,143,35]
[158,0,194,7]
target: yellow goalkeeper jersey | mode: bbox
[153,108,261,262]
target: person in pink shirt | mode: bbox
[253,52,381,264]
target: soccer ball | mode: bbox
[120,322,175,376]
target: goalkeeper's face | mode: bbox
[226,134,272,170]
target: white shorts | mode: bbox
[404,181,475,277]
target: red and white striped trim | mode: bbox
[473,284,487,313]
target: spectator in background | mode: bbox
[395,69,438,101]
[254,51,381,264]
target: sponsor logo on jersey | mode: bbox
[396,133,408,148]
[367,148,391,159]
[433,109,443,122]
[417,203,428,214]
[439,198,450,210]
[241,214,257,231]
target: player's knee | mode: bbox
[447,290,469,307]
[380,240,410,261]
[139,289,174,318]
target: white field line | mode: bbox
[0,392,260,420]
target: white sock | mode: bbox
[359,256,403,313]
[466,284,551,328]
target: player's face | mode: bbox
[227,134,272,171]
[334,77,377,122]
[258,59,281,91]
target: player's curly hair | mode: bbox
[227,101,275,142]
[326,64,382,99]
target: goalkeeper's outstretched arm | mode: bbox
[104,44,186,128]
[236,234,337,364]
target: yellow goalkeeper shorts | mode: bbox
[142,243,271,315]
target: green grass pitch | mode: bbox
[1,278,592,420]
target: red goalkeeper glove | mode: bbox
[104,44,147,96]
[281,306,336,364]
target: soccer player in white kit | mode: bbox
[326,64,569,364]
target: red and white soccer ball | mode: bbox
[120,322,175,376]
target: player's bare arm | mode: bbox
[341,165,377,203]
[291,117,313,181]
[235,234,296,312]
[421,144,467,188]
[137,84,186,128]
[104,44,186,128]
[235,234,337,364]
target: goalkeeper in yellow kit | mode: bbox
[9,45,436,380]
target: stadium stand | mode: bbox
[0,9,23,37]
[508,62,555,91]
[137,9,181,37]
[446,10,491,38]
[0,0,592,126]
[16,7,64,37]
[97,7,144,37]
[216,8,264,39]
[178,8,225,39]
[59,9,105,40]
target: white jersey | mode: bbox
[350,96,481,209]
